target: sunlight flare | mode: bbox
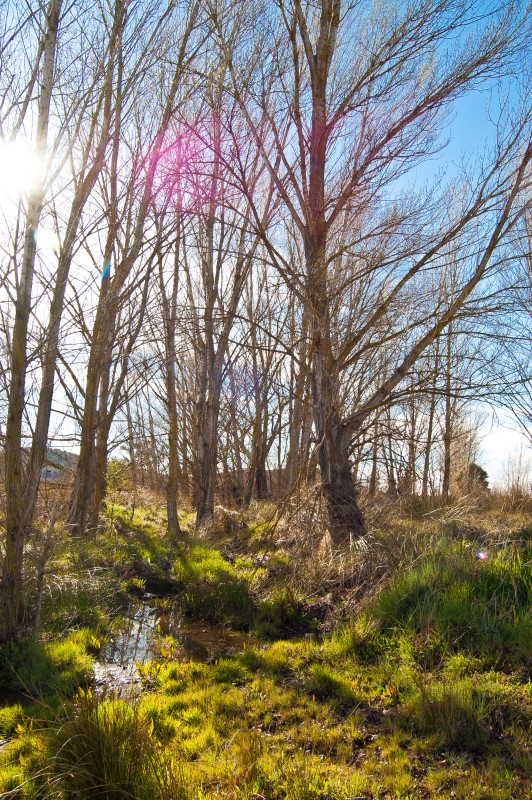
[0,139,43,201]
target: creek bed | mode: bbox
[94,600,258,694]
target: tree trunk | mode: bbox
[147,399,160,489]
[166,365,182,538]
[421,342,440,501]
[228,364,245,501]
[126,398,137,485]
[385,430,398,496]
[301,0,365,546]
[68,284,115,536]
[160,231,182,540]
[0,0,61,643]
[368,422,379,496]
[406,385,418,497]
[196,388,220,524]
[319,425,365,547]
[441,325,453,502]
[256,408,270,500]
[72,264,150,534]
[89,412,112,534]
[181,401,191,496]
[309,307,366,546]
[309,292,365,544]
[243,343,269,505]
[306,235,366,546]
[285,307,311,488]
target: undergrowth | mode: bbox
[0,502,531,799]
[372,536,532,668]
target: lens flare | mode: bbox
[0,139,43,201]
[35,225,60,253]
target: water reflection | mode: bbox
[100,601,257,666]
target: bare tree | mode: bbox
[68,0,203,536]
[154,209,184,538]
[215,0,532,546]
[172,78,277,526]
[22,0,125,531]
[1,0,62,643]
[488,210,532,444]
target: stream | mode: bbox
[93,600,258,694]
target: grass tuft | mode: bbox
[411,677,490,752]
[37,690,188,799]
[0,632,93,697]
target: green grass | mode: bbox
[6,624,528,798]
[0,703,24,737]
[372,537,532,667]
[173,542,256,627]
[1,505,531,799]
[409,676,491,752]
[173,541,314,635]
[35,691,188,800]
[0,630,95,697]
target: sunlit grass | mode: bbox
[0,630,94,697]
[1,503,531,798]
[370,536,532,668]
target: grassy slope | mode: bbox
[0,498,531,799]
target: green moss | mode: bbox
[46,637,94,695]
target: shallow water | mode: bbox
[96,601,257,693]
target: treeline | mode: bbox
[127,326,486,504]
[1,0,531,641]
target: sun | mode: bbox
[0,139,43,202]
